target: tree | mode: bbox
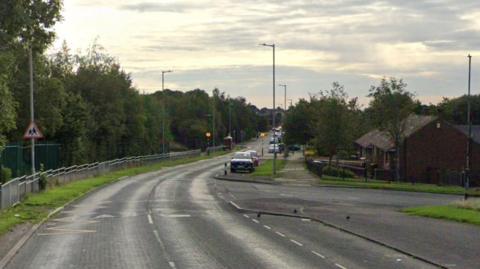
[313,82,356,165]
[283,99,315,146]
[368,77,415,181]
[0,63,17,150]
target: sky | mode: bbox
[51,0,480,108]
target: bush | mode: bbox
[39,163,47,190]
[322,165,356,178]
[0,166,12,184]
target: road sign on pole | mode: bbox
[23,121,44,140]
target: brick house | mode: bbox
[355,114,480,184]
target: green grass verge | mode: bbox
[0,151,231,237]
[252,159,287,177]
[403,205,480,226]
[318,175,480,196]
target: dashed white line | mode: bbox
[147,214,153,224]
[243,214,250,219]
[335,263,347,269]
[153,230,161,243]
[168,261,176,268]
[263,225,271,230]
[301,218,311,222]
[275,231,286,237]
[311,250,326,259]
[252,219,260,224]
[290,239,303,247]
[229,201,241,210]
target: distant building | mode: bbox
[355,114,480,184]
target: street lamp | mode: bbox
[288,99,293,109]
[161,70,173,154]
[465,55,472,200]
[260,43,277,175]
[279,84,287,111]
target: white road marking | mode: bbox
[252,219,260,224]
[160,214,191,218]
[168,261,176,268]
[229,201,241,210]
[153,230,161,243]
[301,218,311,222]
[229,193,237,199]
[243,214,250,219]
[311,251,325,259]
[147,214,153,224]
[335,263,347,269]
[290,239,303,247]
[275,231,286,237]
[263,225,271,230]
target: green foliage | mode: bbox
[404,205,480,226]
[0,165,12,184]
[283,99,315,145]
[322,165,356,178]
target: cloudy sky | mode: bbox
[52,0,480,108]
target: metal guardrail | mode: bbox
[0,150,201,210]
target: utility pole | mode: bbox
[465,54,472,200]
[260,43,276,175]
[229,100,232,136]
[212,96,216,152]
[161,70,172,154]
[29,46,35,176]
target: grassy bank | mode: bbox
[0,151,230,236]
[404,203,480,226]
[252,159,287,177]
[318,175,480,196]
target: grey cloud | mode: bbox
[120,2,203,13]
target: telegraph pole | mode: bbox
[29,46,35,176]
[465,54,472,199]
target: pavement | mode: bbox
[2,139,479,269]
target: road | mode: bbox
[5,145,477,268]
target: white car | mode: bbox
[268,144,281,153]
[245,150,259,166]
[230,152,255,173]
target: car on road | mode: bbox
[230,152,255,173]
[268,144,280,153]
[245,150,259,166]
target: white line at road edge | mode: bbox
[229,201,241,210]
[311,251,325,259]
[335,263,347,269]
[290,239,303,247]
[147,214,153,224]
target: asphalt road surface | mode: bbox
[5,150,476,269]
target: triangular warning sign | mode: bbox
[23,121,44,140]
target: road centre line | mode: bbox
[252,219,260,224]
[243,214,250,218]
[290,239,303,247]
[335,263,347,269]
[263,225,271,230]
[311,251,326,259]
[275,231,286,237]
[168,261,176,268]
[147,214,153,224]
[153,230,161,243]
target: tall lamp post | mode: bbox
[260,43,276,175]
[465,55,472,200]
[279,84,287,112]
[29,46,35,176]
[161,70,173,154]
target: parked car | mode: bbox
[230,152,255,173]
[288,144,301,151]
[245,150,259,166]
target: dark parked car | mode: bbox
[288,144,301,151]
[230,152,255,173]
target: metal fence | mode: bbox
[0,150,201,210]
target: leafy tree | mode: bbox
[0,55,17,150]
[368,77,415,181]
[283,99,315,145]
[313,82,356,165]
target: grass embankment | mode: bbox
[319,175,480,196]
[0,151,230,236]
[252,159,287,177]
[404,199,480,226]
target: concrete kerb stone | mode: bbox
[226,199,448,269]
[214,174,279,185]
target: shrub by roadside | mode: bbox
[322,165,356,178]
[0,166,12,184]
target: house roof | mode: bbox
[355,114,437,150]
[453,125,480,144]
